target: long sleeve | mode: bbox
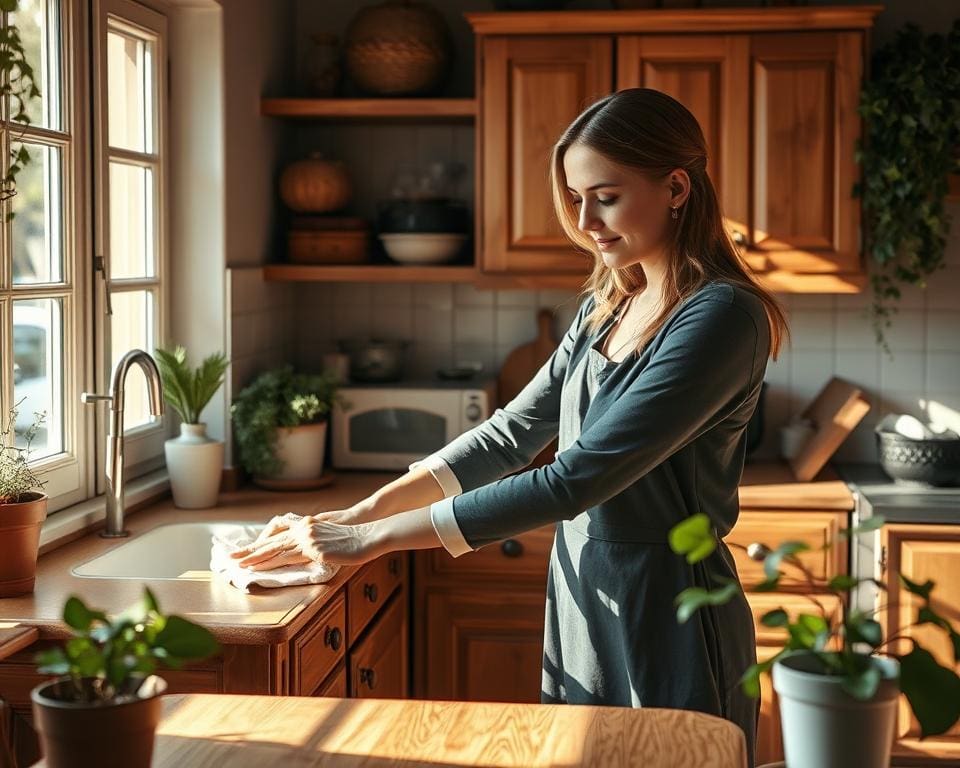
[431,298,589,492]
[446,291,769,550]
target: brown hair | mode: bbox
[549,88,788,359]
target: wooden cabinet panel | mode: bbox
[424,589,545,703]
[481,35,612,274]
[349,592,408,699]
[747,592,844,646]
[291,591,346,696]
[314,661,348,698]
[427,524,554,581]
[727,510,847,587]
[881,524,960,758]
[750,32,862,273]
[616,35,749,244]
[348,552,404,646]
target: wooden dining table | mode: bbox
[48,693,748,767]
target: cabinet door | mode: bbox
[749,32,862,274]
[616,35,750,248]
[349,591,408,700]
[424,589,546,703]
[881,524,960,759]
[480,35,612,274]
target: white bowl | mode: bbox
[379,233,467,265]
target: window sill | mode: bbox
[38,470,170,555]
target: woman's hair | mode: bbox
[549,88,788,359]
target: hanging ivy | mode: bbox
[855,20,960,353]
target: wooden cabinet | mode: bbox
[415,525,554,703]
[349,592,408,699]
[471,9,878,292]
[880,524,960,762]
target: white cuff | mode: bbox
[430,497,473,558]
[409,454,463,498]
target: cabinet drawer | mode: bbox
[349,592,406,699]
[314,661,348,697]
[348,552,404,646]
[427,524,555,581]
[747,592,844,646]
[727,511,848,587]
[292,592,346,696]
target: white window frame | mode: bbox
[91,0,169,484]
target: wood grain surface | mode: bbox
[133,694,746,767]
[0,626,38,662]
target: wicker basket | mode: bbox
[288,217,370,265]
[344,0,451,96]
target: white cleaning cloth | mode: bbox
[210,525,339,592]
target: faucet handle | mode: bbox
[81,392,113,405]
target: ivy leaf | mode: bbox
[673,581,739,624]
[841,663,882,701]
[668,514,717,564]
[847,615,883,648]
[828,574,860,591]
[760,609,789,628]
[764,541,810,580]
[899,645,960,738]
[838,515,886,538]
[154,615,219,659]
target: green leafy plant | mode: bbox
[155,345,229,425]
[35,587,219,703]
[855,20,960,353]
[0,400,46,503]
[669,513,960,738]
[230,365,339,477]
[0,0,43,216]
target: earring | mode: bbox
[671,207,679,220]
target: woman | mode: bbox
[234,88,788,766]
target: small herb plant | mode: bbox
[230,365,339,477]
[855,20,960,353]
[669,513,960,738]
[155,345,229,425]
[0,400,46,504]
[35,587,219,703]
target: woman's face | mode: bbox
[562,142,676,270]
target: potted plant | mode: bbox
[856,20,960,353]
[155,345,229,509]
[669,513,960,768]
[0,402,47,597]
[230,365,339,484]
[32,587,219,768]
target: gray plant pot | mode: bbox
[772,653,899,768]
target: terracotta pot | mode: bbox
[0,491,47,597]
[31,676,167,768]
[279,153,352,213]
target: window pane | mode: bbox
[10,0,63,130]
[12,143,64,285]
[13,298,64,458]
[110,290,155,430]
[109,162,154,279]
[107,27,155,153]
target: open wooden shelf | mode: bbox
[263,264,478,284]
[261,98,476,122]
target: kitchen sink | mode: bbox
[72,521,264,580]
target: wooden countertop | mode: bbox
[1,473,395,645]
[3,463,851,647]
[39,693,748,767]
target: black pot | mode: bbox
[875,428,960,487]
[31,676,167,768]
[376,198,469,234]
[338,338,409,382]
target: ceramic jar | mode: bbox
[164,423,223,509]
[279,154,352,213]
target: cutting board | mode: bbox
[788,376,871,482]
[498,309,557,406]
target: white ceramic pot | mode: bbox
[772,652,899,768]
[272,421,327,480]
[164,423,224,509]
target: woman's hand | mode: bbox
[232,517,382,571]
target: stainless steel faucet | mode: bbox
[82,349,164,538]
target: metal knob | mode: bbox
[324,626,342,651]
[363,583,378,603]
[732,230,748,247]
[747,542,771,561]
[501,539,523,558]
[359,668,376,689]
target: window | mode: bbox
[0,0,168,512]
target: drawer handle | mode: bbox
[501,539,523,558]
[387,557,400,576]
[323,626,342,651]
[363,583,379,603]
[359,667,377,690]
[747,542,771,561]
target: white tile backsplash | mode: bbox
[880,350,926,392]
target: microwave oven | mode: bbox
[331,380,496,471]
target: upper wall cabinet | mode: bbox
[469,7,881,293]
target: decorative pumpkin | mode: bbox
[344,0,451,96]
[279,154,352,214]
